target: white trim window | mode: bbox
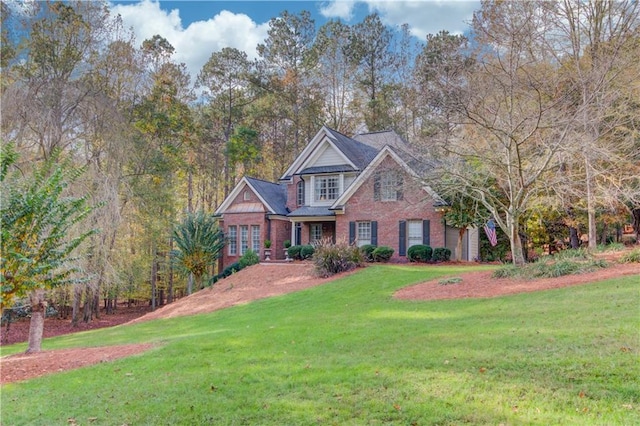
[228,226,237,256]
[314,175,339,201]
[297,180,305,206]
[407,220,422,249]
[375,170,403,201]
[240,225,249,255]
[251,225,260,253]
[310,223,322,243]
[357,221,371,247]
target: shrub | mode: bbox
[221,261,242,278]
[239,249,259,268]
[620,248,640,263]
[313,239,363,277]
[372,246,394,262]
[407,245,432,262]
[432,247,451,262]
[553,247,591,260]
[492,257,608,279]
[284,240,292,248]
[287,245,302,260]
[359,244,377,262]
[300,244,315,259]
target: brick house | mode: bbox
[215,126,478,268]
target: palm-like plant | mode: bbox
[172,211,225,294]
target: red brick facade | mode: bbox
[219,182,291,267]
[216,127,476,270]
[335,157,444,261]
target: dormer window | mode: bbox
[314,175,339,201]
[296,180,305,206]
[243,190,250,201]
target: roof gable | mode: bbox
[280,126,380,180]
[331,146,445,208]
[214,177,288,216]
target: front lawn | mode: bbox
[1,265,638,425]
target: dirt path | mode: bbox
[2,260,638,384]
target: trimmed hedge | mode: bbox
[287,245,302,260]
[287,245,315,260]
[372,246,394,262]
[300,245,315,259]
[407,245,432,262]
[432,247,451,262]
[359,244,377,262]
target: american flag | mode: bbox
[484,219,498,247]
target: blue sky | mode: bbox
[108,1,480,80]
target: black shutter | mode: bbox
[373,173,380,201]
[399,220,406,256]
[422,220,431,246]
[371,221,378,246]
[349,221,356,245]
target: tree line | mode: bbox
[1,0,639,338]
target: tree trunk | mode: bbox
[151,252,157,311]
[585,157,597,249]
[26,289,46,354]
[82,284,93,323]
[71,284,82,327]
[507,212,525,265]
[187,273,194,295]
[456,228,465,262]
[569,226,580,249]
[168,238,174,304]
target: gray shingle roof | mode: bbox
[353,130,435,173]
[245,177,289,216]
[325,127,379,169]
[299,165,356,175]
[287,206,335,217]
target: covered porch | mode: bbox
[287,206,336,246]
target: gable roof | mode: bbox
[279,126,379,180]
[324,128,379,170]
[214,176,288,216]
[353,130,435,173]
[331,146,446,209]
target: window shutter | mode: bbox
[371,221,378,246]
[373,173,380,201]
[396,175,404,201]
[399,220,406,256]
[349,221,356,245]
[422,220,431,246]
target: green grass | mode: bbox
[2,265,639,425]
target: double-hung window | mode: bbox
[251,225,260,253]
[297,181,305,206]
[310,224,322,243]
[314,175,339,202]
[374,171,403,201]
[357,221,371,247]
[228,226,237,256]
[240,225,248,255]
[407,220,423,249]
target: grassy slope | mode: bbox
[1,265,638,425]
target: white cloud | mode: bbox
[366,0,479,38]
[321,0,478,38]
[319,0,357,20]
[109,0,268,81]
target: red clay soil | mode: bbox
[2,259,638,384]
